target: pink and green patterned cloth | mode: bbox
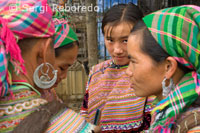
[0,0,55,97]
[143,5,200,132]
[0,1,95,133]
[53,12,78,49]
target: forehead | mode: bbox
[127,33,143,55]
[56,45,78,62]
[104,22,134,38]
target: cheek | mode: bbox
[47,56,55,66]
[122,45,128,54]
[131,64,143,82]
[132,63,153,85]
[55,61,61,75]
[129,62,134,72]
[105,42,113,53]
[135,65,163,94]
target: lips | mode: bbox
[130,82,135,88]
[130,84,134,88]
[115,56,126,60]
[115,56,125,58]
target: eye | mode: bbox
[130,59,136,64]
[106,38,114,43]
[60,67,65,71]
[107,39,113,43]
[60,65,70,71]
[122,39,128,43]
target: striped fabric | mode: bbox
[142,5,200,132]
[81,59,155,132]
[46,108,94,133]
[0,0,55,97]
[188,127,200,133]
[0,44,10,97]
[0,81,95,133]
[0,81,47,133]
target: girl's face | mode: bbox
[126,33,166,98]
[54,44,78,87]
[104,22,133,65]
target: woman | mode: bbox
[126,5,200,132]
[0,0,97,132]
[53,16,79,87]
[81,3,155,132]
[42,15,79,102]
[0,0,56,132]
[14,14,99,133]
[44,17,99,133]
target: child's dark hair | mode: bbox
[102,3,143,35]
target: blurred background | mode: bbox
[48,0,200,111]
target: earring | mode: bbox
[162,77,175,97]
[33,63,58,89]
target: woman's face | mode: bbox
[104,22,133,65]
[126,33,166,98]
[54,44,78,87]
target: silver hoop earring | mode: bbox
[33,63,58,89]
[162,77,175,97]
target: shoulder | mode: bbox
[90,59,112,74]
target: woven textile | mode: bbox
[0,81,95,133]
[0,0,55,97]
[0,81,47,133]
[143,5,200,132]
[46,108,94,133]
[81,59,155,132]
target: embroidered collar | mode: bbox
[110,60,128,69]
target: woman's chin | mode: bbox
[134,90,148,97]
[52,83,58,88]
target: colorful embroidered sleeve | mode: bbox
[46,108,95,133]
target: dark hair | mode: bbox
[55,41,79,57]
[130,20,169,63]
[130,20,191,73]
[101,3,143,35]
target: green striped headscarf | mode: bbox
[143,5,200,132]
[53,15,78,49]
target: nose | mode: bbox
[114,43,123,54]
[126,65,133,77]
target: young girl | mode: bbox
[81,3,155,132]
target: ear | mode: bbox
[42,38,52,63]
[38,38,52,64]
[164,57,178,79]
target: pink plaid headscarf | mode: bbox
[0,0,55,97]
